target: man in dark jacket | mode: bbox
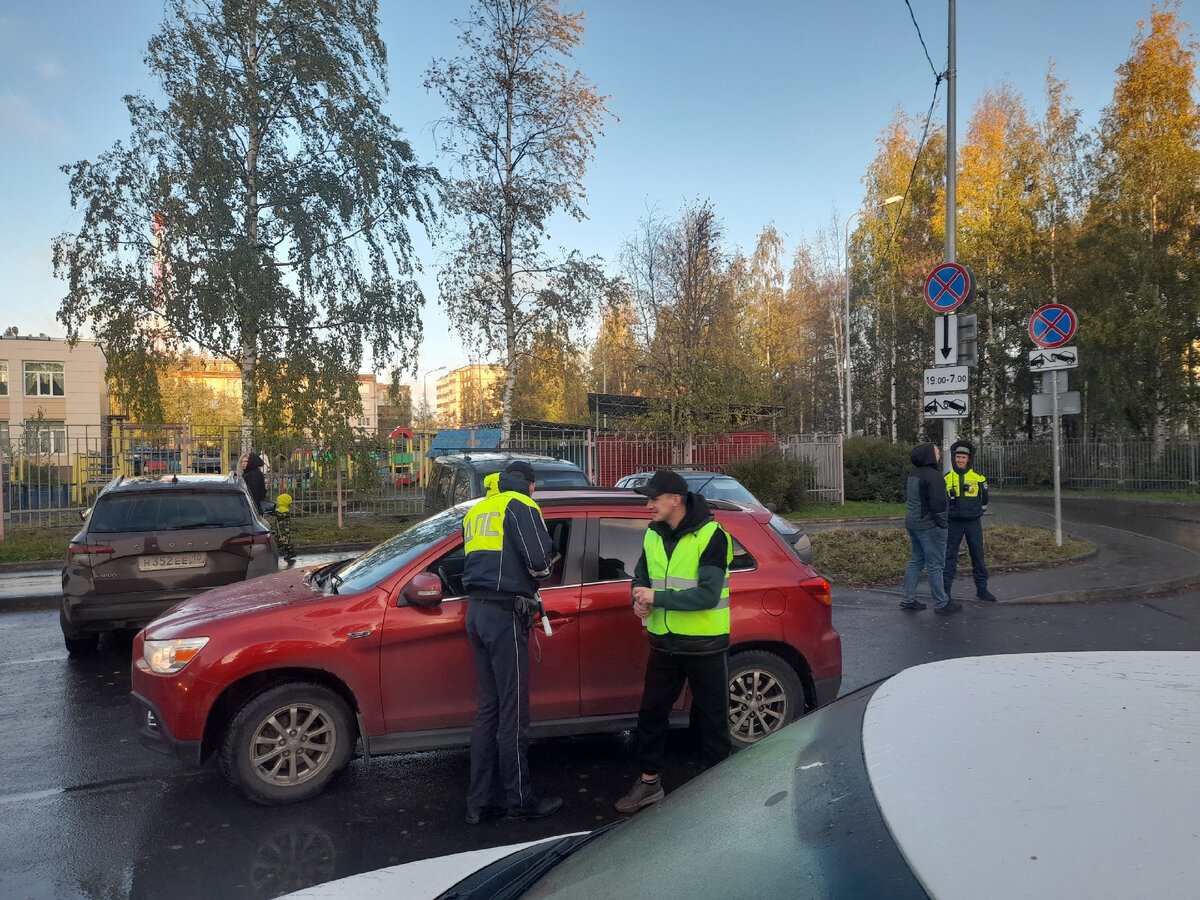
[461,460,561,825]
[943,439,996,602]
[616,470,733,815]
[901,443,958,614]
[240,452,267,511]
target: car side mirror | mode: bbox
[261,500,277,514]
[80,507,91,521]
[765,501,778,513]
[402,571,444,608]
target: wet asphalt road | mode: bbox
[3,498,1200,899]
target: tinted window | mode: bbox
[536,470,590,488]
[88,491,252,533]
[596,518,645,582]
[596,516,753,579]
[451,470,473,504]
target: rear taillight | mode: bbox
[67,547,113,566]
[800,575,832,607]
[222,533,273,548]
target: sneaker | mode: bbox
[898,600,927,611]
[615,777,665,814]
[977,589,997,602]
[504,796,563,822]
[465,804,505,826]
[934,601,963,615]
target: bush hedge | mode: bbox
[725,448,816,513]
[842,437,912,502]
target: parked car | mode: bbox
[130,489,842,805]
[62,474,278,656]
[615,469,812,564]
[423,452,591,514]
[284,651,1200,899]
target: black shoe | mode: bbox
[977,589,997,602]
[934,601,963,615]
[505,797,563,821]
[899,600,927,611]
[465,805,505,825]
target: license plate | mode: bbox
[137,552,207,572]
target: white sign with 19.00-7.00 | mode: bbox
[923,365,969,393]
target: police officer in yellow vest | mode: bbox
[616,470,733,815]
[461,460,562,825]
[944,439,997,602]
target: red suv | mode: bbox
[131,490,841,805]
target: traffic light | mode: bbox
[957,314,978,366]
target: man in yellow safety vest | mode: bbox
[461,460,561,825]
[616,469,733,815]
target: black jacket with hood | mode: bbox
[904,442,948,530]
[242,453,267,507]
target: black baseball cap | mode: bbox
[505,460,536,482]
[633,470,689,499]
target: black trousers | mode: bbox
[944,516,989,595]
[635,647,730,776]
[465,598,534,813]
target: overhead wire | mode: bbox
[874,1,948,261]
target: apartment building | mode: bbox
[0,334,107,451]
[436,364,505,426]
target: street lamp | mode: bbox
[422,365,447,433]
[844,195,903,435]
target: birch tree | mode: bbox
[53,0,438,450]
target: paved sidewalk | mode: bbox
[827,496,1200,608]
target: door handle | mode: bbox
[348,630,372,639]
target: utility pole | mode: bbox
[943,0,958,468]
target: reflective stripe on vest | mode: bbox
[463,490,542,555]
[643,519,732,637]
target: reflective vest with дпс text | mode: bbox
[463,490,543,556]
[643,520,732,637]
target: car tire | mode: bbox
[220,683,355,806]
[60,611,99,656]
[727,650,805,749]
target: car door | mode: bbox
[577,512,681,717]
[377,514,581,735]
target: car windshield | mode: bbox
[476,461,589,489]
[332,506,464,594]
[87,491,252,532]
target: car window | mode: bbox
[87,491,251,533]
[335,507,463,594]
[697,477,757,505]
[451,470,473,505]
[435,466,454,506]
[595,516,754,580]
[595,518,645,582]
[537,470,590,488]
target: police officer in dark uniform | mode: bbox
[461,460,562,825]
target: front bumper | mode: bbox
[129,690,203,765]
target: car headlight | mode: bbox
[143,637,210,674]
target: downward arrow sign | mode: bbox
[940,316,954,360]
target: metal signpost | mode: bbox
[1028,304,1080,546]
[923,263,975,444]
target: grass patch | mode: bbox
[289,514,414,547]
[811,525,1094,587]
[791,500,904,519]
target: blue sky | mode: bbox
[0,0,1180,400]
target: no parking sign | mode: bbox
[1028,304,1078,348]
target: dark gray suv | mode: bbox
[61,474,279,655]
[423,452,591,514]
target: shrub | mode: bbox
[725,448,816,513]
[842,437,911,502]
